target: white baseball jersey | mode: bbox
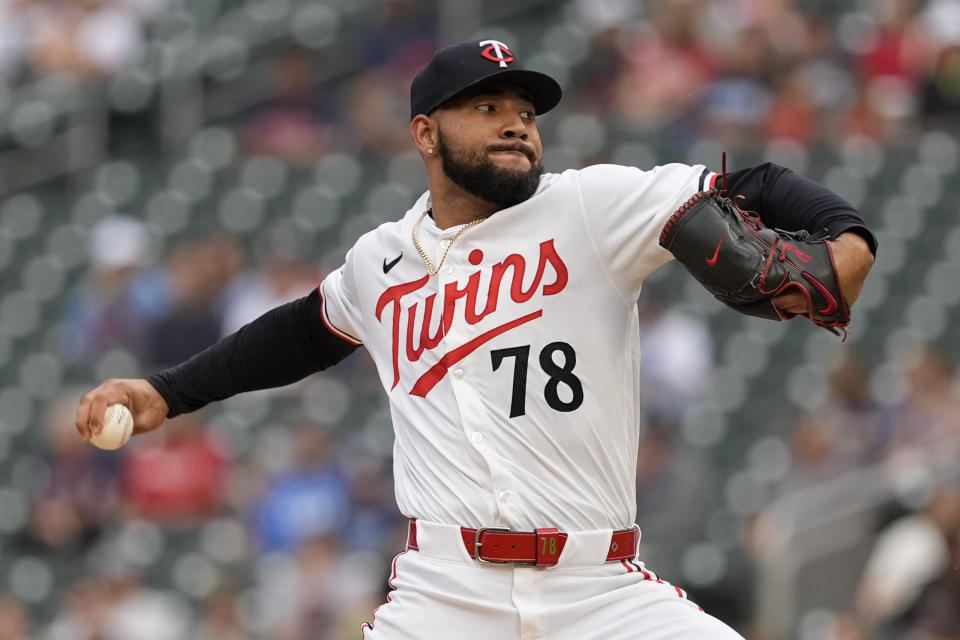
[320,163,717,533]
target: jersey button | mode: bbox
[443,265,454,274]
[453,368,464,379]
[470,432,483,444]
[496,490,512,503]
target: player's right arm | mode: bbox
[75,287,359,442]
[76,377,170,441]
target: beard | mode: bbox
[437,133,544,209]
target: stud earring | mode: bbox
[428,148,434,154]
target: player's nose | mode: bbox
[500,114,529,140]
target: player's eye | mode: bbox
[476,104,494,112]
[521,110,535,121]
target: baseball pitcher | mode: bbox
[76,40,876,639]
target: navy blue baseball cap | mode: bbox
[410,39,562,120]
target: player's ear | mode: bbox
[411,115,438,158]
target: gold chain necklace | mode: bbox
[411,208,485,276]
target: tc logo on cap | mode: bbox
[479,40,514,68]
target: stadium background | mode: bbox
[0,0,959,638]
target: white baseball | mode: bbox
[91,403,134,450]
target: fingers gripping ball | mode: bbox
[91,404,134,450]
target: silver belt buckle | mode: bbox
[474,526,511,564]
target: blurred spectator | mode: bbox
[341,460,404,554]
[856,485,960,634]
[920,0,960,48]
[812,352,892,463]
[193,584,244,640]
[239,47,331,167]
[566,27,627,115]
[98,574,192,640]
[119,0,173,22]
[814,611,870,640]
[799,17,857,137]
[765,67,818,144]
[612,1,714,133]
[144,238,232,369]
[121,415,229,524]
[356,0,436,74]
[27,389,119,551]
[27,0,144,80]
[571,0,640,37]
[253,425,349,552]
[205,232,246,290]
[0,0,33,86]
[635,423,715,577]
[565,0,638,114]
[340,69,413,158]
[919,0,960,126]
[699,25,774,148]
[48,572,194,640]
[849,0,930,143]
[633,281,714,578]
[46,577,117,639]
[637,285,713,424]
[45,578,109,640]
[856,0,928,85]
[255,535,381,640]
[833,613,869,640]
[921,43,960,123]
[777,414,857,496]
[842,79,897,143]
[906,523,960,640]
[220,252,318,337]
[886,345,960,470]
[61,215,166,369]
[0,593,33,640]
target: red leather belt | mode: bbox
[406,520,638,567]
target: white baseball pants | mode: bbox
[360,520,744,640]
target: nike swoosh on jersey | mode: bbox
[383,253,403,274]
[706,236,723,267]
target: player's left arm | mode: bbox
[774,231,873,316]
[722,162,877,314]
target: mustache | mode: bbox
[487,142,536,163]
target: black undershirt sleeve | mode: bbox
[147,287,359,418]
[723,162,878,255]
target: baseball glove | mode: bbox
[658,188,850,336]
